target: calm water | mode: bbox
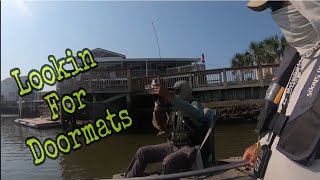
[1,117,257,180]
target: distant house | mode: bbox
[1,77,28,105]
[1,77,51,118]
[54,48,205,94]
[1,77,48,105]
[75,48,205,77]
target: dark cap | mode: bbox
[168,80,188,90]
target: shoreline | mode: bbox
[203,99,262,123]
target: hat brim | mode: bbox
[168,87,180,91]
[247,0,269,12]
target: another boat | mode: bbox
[108,108,255,180]
[111,157,254,180]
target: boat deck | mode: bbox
[112,169,254,180]
[111,157,255,180]
[14,118,61,128]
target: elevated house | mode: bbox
[57,48,205,123]
[59,48,205,94]
[81,48,204,77]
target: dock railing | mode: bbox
[132,64,278,91]
[59,64,278,93]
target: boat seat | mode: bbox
[191,108,217,170]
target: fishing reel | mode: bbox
[154,96,168,108]
[145,79,170,108]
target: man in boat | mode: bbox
[243,1,320,179]
[124,80,207,178]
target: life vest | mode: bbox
[256,43,320,166]
[275,44,320,166]
[166,100,206,147]
[254,46,300,135]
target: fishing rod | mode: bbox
[152,21,162,61]
[152,20,165,73]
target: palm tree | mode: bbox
[248,41,267,66]
[263,35,280,63]
[231,35,290,68]
[263,35,290,63]
[231,52,254,81]
[279,36,289,59]
[231,52,253,68]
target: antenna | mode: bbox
[152,21,164,72]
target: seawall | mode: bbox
[203,99,263,123]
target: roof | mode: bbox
[79,57,200,63]
[1,76,28,84]
[125,58,201,62]
[75,48,200,63]
[91,48,126,58]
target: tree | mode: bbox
[279,36,289,58]
[263,35,280,63]
[231,52,254,82]
[231,52,253,68]
[231,35,289,67]
[248,41,265,66]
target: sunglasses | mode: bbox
[267,1,291,12]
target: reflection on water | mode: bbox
[1,117,256,180]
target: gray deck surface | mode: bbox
[111,157,255,180]
[112,169,254,180]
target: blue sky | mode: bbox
[1,0,283,91]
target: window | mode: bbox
[133,65,141,70]
[157,65,167,70]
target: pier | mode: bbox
[55,64,278,127]
[14,118,61,128]
[59,64,277,99]
[9,64,278,129]
[59,63,277,106]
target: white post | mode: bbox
[146,59,148,77]
[19,96,22,118]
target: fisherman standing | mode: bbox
[243,1,320,179]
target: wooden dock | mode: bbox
[59,64,278,94]
[14,118,61,128]
[16,64,278,127]
[1,114,19,120]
